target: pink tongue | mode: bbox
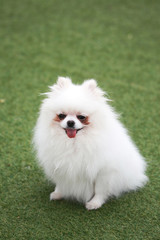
[66,129,77,138]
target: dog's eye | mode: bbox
[58,114,66,120]
[77,115,86,120]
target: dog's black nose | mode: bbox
[67,120,75,128]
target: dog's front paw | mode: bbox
[50,191,62,201]
[86,200,102,210]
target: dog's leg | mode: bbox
[50,186,63,201]
[86,169,110,210]
[86,194,105,210]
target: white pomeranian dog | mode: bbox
[33,77,148,210]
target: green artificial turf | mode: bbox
[0,0,159,239]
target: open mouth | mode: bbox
[64,128,83,138]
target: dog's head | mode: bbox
[40,77,107,139]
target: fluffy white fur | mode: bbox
[33,77,148,210]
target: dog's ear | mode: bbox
[83,79,97,91]
[48,77,72,93]
[57,77,72,88]
[83,79,105,98]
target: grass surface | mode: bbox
[0,0,160,239]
